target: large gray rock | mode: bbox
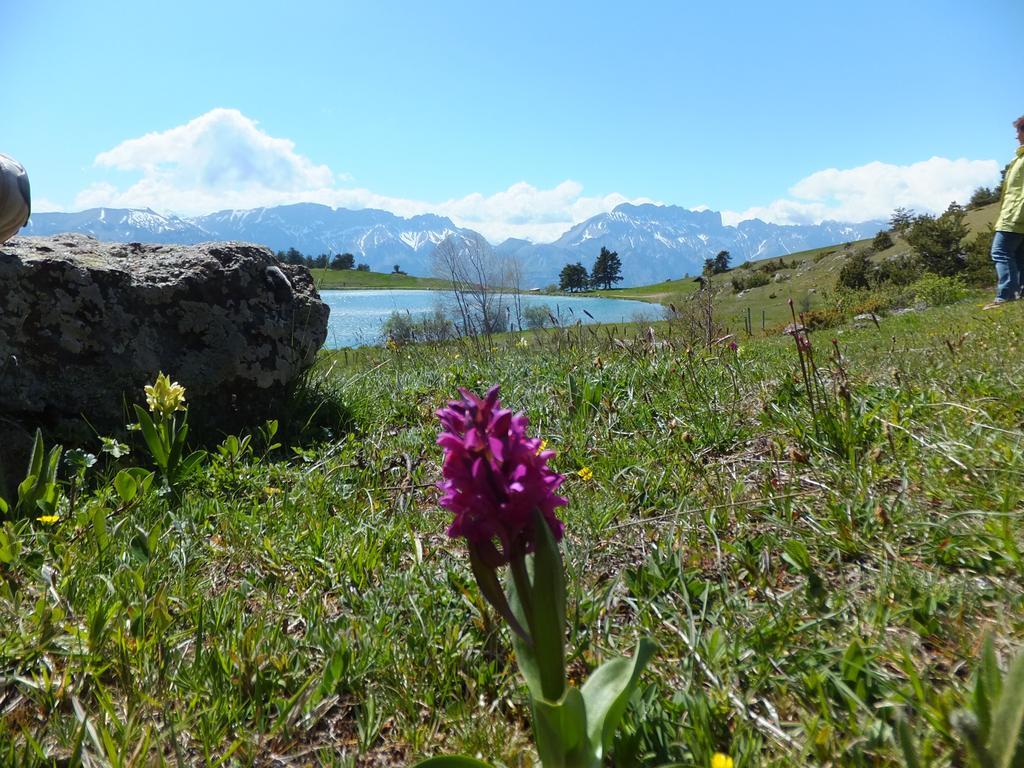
[0,234,329,443]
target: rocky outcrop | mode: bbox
[0,234,330,449]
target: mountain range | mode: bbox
[23,203,884,287]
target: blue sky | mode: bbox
[4,0,1021,242]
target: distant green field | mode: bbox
[310,267,451,291]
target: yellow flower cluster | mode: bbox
[36,514,60,525]
[144,372,187,418]
[577,467,593,482]
[711,753,734,768]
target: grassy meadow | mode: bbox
[1,284,1023,765]
[310,268,452,291]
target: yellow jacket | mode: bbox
[996,146,1024,233]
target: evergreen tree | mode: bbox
[558,262,588,292]
[889,207,915,235]
[331,252,355,270]
[713,250,731,273]
[590,247,623,290]
[905,202,968,277]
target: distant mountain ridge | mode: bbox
[23,202,884,287]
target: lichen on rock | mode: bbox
[0,234,330,449]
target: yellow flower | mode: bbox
[144,372,186,418]
[386,338,399,351]
[263,486,282,496]
[535,439,548,456]
[577,467,593,481]
[711,753,734,768]
[36,514,60,525]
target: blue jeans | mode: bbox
[992,231,1024,301]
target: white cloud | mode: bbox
[71,108,652,242]
[30,197,66,213]
[722,157,1000,226]
[70,109,1002,241]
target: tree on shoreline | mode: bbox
[558,262,588,292]
[590,246,622,290]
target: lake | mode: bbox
[320,289,661,348]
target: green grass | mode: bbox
[2,292,1023,765]
[311,268,452,291]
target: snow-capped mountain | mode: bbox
[24,204,468,275]
[499,203,885,286]
[22,207,210,244]
[23,202,885,286]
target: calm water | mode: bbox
[320,289,660,349]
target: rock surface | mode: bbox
[0,234,329,446]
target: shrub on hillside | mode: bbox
[872,230,894,251]
[873,254,923,287]
[911,274,968,307]
[905,203,968,276]
[813,249,835,263]
[800,307,843,330]
[963,228,996,287]
[968,185,1000,209]
[730,271,771,292]
[837,250,874,290]
[756,257,797,274]
[824,285,915,318]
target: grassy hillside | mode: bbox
[594,202,1001,331]
[311,267,451,291]
[1,292,1023,765]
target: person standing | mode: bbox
[985,116,1024,308]
[0,154,31,244]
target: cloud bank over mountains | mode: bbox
[60,108,1000,243]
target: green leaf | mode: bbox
[469,549,530,643]
[509,609,544,701]
[0,497,7,515]
[896,711,922,768]
[976,634,1002,738]
[16,473,39,512]
[782,540,812,572]
[113,470,138,503]
[529,507,567,701]
[44,445,62,485]
[133,406,168,466]
[532,686,589,768]
[175,450,207,481]
[125,468,155,496]
[26,428,44,479]
[412,757,496,768]
[580,638,656,761]
[988,647,1024,768]
[0,526,16,564]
